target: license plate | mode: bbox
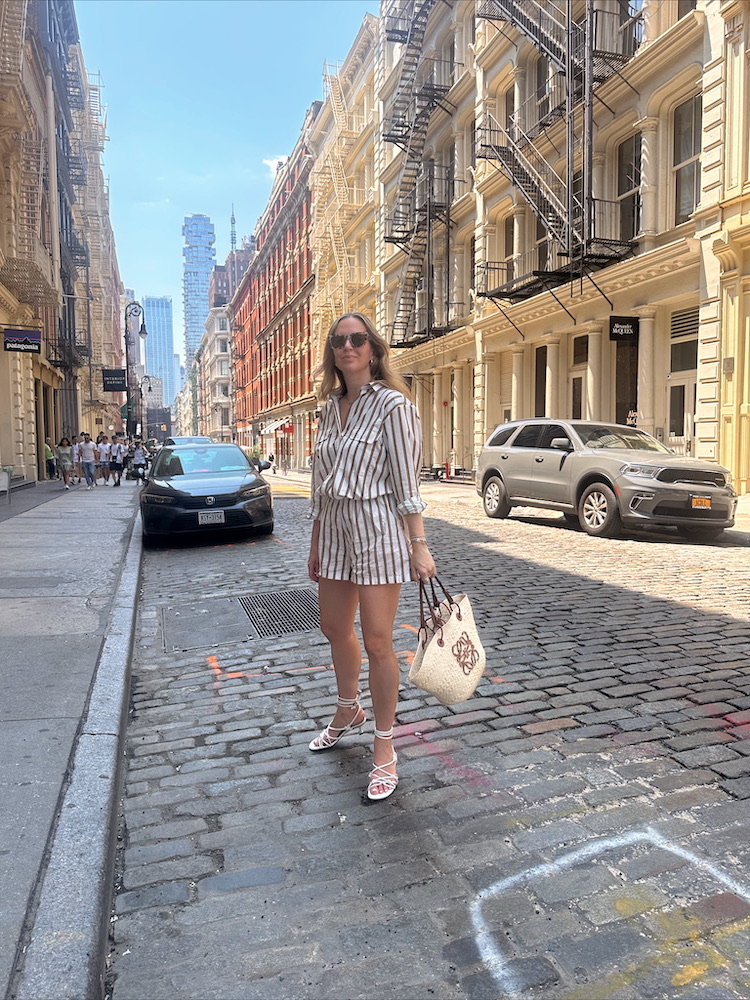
[691,496,712,509]
[198,510,225,525]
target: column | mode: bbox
[511,346,525,419]
[452,364,464,468]
[586,325,603,419]
[636,117,659,251]
[635,307,656,436]
[545,336,560,417]
[432,369,449,467]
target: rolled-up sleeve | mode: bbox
[383,401,427,515]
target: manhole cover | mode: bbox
[237,588,320,638]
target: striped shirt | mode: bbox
[310,381,427,520]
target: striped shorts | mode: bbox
[317,494,412,586]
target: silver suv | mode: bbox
[477,419,736,541]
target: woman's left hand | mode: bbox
[410,542,436,583]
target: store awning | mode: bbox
[260,418,286,436]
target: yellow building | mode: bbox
[0,0,122,488]
[307,0,747,492]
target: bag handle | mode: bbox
[418,576,461,636]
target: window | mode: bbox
[488,425,516,447]
[677,0,696,18]
[538,424,570,449]
[218,339,228,354]
[573,335,589,366]
[617,133,641,242]
[513,424,542,448]
[534,346,547,417]
[502,215,514,281]
[535,56,550,121]
[571,376,583,419]
[670,306,698,372]
[674,95,701,224]
[535,217,548,272]
[505,86,514,131]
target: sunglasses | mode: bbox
[329,331,369,349]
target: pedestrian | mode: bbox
[132,438,147,481]
[97,435,110,485]
[109,435,124,486]
[43,437,57,480]
[78,432,97,489]
[56,436,74,489]
[307,312,436,801]
[72,433,82,483]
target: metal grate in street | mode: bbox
[237,588,320,638]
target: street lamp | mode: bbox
[138,375,153,439]
[124,301,147,436]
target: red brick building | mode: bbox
[232,103,321,468]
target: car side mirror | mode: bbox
[551,438,572,451]
[258,460,271,471]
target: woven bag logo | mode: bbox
[452,630,480,676]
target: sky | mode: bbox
[75,0,379,364]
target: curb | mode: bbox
[10,513,143,1000]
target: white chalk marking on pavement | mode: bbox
[469,826,750,995]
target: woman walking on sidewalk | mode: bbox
[307,312,436,801]
[56,437,73,489]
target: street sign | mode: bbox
[103,368,127,392]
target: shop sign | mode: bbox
[102,368,127,392]
[3,327,42,353]
[609,316,639,341]
[282,423,294,433]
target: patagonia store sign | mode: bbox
[3,327,42,353]
[102,368,128,392]
[609,316,639,341]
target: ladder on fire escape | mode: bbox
[476,0,640,302]
[382,0,454,346]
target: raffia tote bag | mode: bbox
[408,577,486,705]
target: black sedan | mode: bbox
[140,443,273,542]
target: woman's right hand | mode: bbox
[308,549,320,583]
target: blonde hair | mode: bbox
[315,313,411,401]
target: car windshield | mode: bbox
[577,425,671,453]
[153,447,252,477]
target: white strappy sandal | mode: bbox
[367,727,399,801]
[308,693,366,751]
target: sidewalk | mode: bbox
[0,478,141,999]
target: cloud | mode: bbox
[134,197,172,210]
[263,155,288,178]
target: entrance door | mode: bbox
[666,376,696,455]
[569,374,586,420]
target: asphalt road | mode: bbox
[108,478,750,1000]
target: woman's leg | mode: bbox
[317,577,365,731]
[359,583,403,791]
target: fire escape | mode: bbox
[382,0,455,347]
[313,62,366,331]
[475,0,642,305]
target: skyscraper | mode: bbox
[182,214,215,362]
[143,296,176,406]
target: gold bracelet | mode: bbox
[410,536,428,544]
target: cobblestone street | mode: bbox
[109,481,750,1000]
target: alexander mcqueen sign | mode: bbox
[609,316,639,341]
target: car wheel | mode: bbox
[482,476,511,519]
[677,525,723,543]
[578,483,622,538]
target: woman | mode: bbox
[307,313,436,801]
[56,437,74,489]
